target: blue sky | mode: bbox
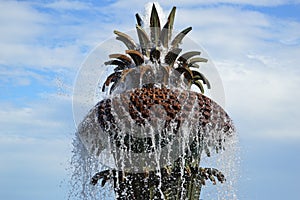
[0,0,300,199]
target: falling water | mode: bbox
[69,89,237,199]
[69,3,238,200]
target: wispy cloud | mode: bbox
[0,1,112,71]
[219,59,300,139]
[0,95,74,138]
[167,0,300,7]
[44,0,92,10]
[1,1,300,200]
[1,0,300,141]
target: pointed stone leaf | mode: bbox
[104,60,126,67]
[178,51,201,63]
[189,63,200,69]
[160,27,169,48]
[114,30,137,50]
[126,50,144,66]
[102,72,121,92]
[193,80,205,93]
[160,6,176,48]
[135,13,144,27]
[136,25,150,56]
[150,4,161,46]
[164,48,182,66]
[193,72,211,89]
[175,66,193,81]
[109,54,132,65]
[188,57,208,65]
[171,27,192,48]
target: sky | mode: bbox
[0,0,300,199]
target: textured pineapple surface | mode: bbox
[97,87,233,154]
[81,86,234,199]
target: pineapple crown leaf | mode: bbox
[102,5,211,94]
[188,57,208,65]
[160,6,176,48]
[189,63,200,69]
[164,48,182,66]
[192,71,211,89]
[135,13,144,27]
[113,30,137,50]
[109,54,132,65]
[136,25,151,55]
[104,60,125,67]
[175,67,193,81]
[171,27,192,48]
[150,4,161,46]
[178,51,201,63]
[193,80,205,94]
[102,72,121,92]
[125,50,144,66]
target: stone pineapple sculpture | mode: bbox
[78,4,235,200]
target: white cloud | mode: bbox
[218,58,300,139]
[0,135,71,171]
[0,0,119,97]
[108,0,300,10]
[1,0,299,69]
[165,0,300,7]
[1,2,300,199]
[172,6,300,58]
[0,95,75,138]
[0,43,83,69]
[1,0,300,141]
[0,1,114,70]
[45,0,92,10]
[0,1,47,43]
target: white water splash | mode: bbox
[200,133,240,200]
[68,135,115,200]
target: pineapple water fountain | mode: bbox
[72,3,236,200]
